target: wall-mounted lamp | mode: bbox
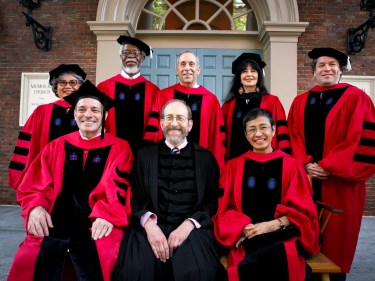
[19,0,51,51]
[347,0,375,54]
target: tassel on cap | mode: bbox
[149,46,153,59]
[346,56,352,71]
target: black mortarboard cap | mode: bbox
[64,80,114,111]
[64,80,115,139]
[308,47,351,70]
[232,53,266,74]
[117,35,152,57]
[49,64,87,85]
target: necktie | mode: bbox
[171,147,179,154]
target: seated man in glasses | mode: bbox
[112,99,226,281]
[9,64,86,190]
[97,35,160,154]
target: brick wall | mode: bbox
[0,0,374,214]
[0,0,98,204]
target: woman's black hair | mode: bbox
[224,59,269,102]
[242,108,274,132]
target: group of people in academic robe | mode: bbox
[7,32,375,281]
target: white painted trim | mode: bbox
[341,75,375,102]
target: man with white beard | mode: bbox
[97,35,160,154]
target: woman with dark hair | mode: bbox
[9,64,86,189]
[222,53,290,161]
[213,108,319,281]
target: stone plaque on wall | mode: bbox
[19,72,58,126]
[341,75,375,102]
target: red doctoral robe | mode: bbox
[222,93,290,161]
[288,83,375,272]
[7,131,133,281]
[213,150,319,281]
[97,74,159,154]
[9,100,77,189]
[143,83,226,170]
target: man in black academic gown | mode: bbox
[111,99,225,281]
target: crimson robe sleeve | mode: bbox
[275,159,320,255]
[319,91,375,181]
[265,96,291,153]
[213,158,251,247]
[89,140,134,228]
[206,96,226,170]
[221,100,233,161]
[9,107,46,190]
[143,89,165,143]
[16,141,58,227]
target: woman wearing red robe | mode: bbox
[222,53,290,161]
[9,64,86,189]
[213,108,319,281]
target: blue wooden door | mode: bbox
[141,48,262,104]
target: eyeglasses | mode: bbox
[246,125,271,135]
[58,80,79,87]
[121,50,142,57]
[162,114,188,124]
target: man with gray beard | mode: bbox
[97,35,160,154]
[111,99,226,281]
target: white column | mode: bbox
[259,22,309,114]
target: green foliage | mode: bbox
[148,0,252,31]
[152,0,167,30]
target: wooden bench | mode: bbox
[305,200,343,281]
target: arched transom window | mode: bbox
[137,0,257,31]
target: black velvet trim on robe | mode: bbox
[9,132,32,171]
[238,157,297,281]
[241,157,282,223]
[157,142,197,226]
[115,167,130,205]
[114,81,146,153]
[304,87,347,201]
[173,90,202,145]
[238,238,289,281]
[49,104,77,141]
[354,121,375,164]
[34,142,112,281]
[229,93,262,160]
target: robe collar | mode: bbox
[311,82,351,93]
[242,149,286,162]
[165,139,188,151]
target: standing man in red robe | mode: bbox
[143,50,226,170]
[288,47,375,281]
[97,35,160,154]
[7,81,133,281]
